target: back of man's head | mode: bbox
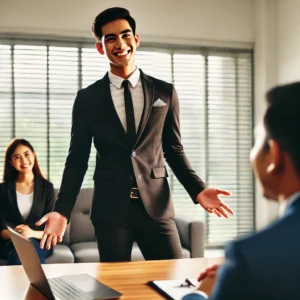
[92,7,136,41]
[264,82,300,176]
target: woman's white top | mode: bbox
[16,191,34,220]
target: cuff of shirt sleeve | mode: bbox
[191,291,209,299]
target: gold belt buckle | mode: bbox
[130,187,139,199]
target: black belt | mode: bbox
[130,187,140,199]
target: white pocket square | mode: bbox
[152,98,166,107]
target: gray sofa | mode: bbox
[0,188,205,265]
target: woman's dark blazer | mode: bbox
[0,176,54,252]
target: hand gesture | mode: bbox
[197,274,217,296]
[198,264,220,281]
[196,188,234,218]
[14,224,33,239]
[35,212,67,250]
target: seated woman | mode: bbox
[0,138,54,265]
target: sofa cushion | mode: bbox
[45,244,74,264]
[70,212,95,244]
[182,248,191,258]
[70,242,99,263]
[69,189,95,244]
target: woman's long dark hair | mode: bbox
[3,138,45,181]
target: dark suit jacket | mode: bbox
[0,176,54,253]
[182,196,300,300]
[54,70,206,223]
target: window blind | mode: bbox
[0,39,254,246]
[0,44,13,178]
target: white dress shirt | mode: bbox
[279,191,300,216]
[108,68,144,133]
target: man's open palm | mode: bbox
[36,212,67,250]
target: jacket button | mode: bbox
[138,174,143,180]
[132,151,136,157]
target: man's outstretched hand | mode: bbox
[196,187,234,218]
[35,212,67,250]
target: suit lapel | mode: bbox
[99,73,128,144]
[7,181,25,224]
[135,71,155,145]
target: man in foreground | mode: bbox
[183,82,300,299]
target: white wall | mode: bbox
[253,0,280,229]
[277,0,300,83]
[0,0,253,47]
[253,0,300,229]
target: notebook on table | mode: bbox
[149,278,198,300]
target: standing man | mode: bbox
[37,7,233,262]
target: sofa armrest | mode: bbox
[174,215,205,258]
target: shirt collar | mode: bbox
[108,67,140,89]
[279,191,300,216]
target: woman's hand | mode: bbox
[14,224,33,238]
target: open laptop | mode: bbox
[7,226,122,300]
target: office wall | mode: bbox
[0,0,253,47]
[277,0,300,83]
[253,0,300,229]
[253,0,279,229]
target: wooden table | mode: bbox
[0,257,223,299]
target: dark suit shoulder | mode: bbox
[229,203,300,263]
[0,182,7,197]
[144,73,173,94]
[37,177,54,189]
[77,74,107,95]
[0,181,12,191]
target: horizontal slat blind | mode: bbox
[0,44,13,179]
[135,50,172,82]
[172,53,206,221]
[14,45,48,176]
[0,38,253,246]
[206,53,253,245]
[49,46,79,186]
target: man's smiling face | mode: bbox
[97,19,140,75]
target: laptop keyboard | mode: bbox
[48,277,91,300]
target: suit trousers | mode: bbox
[92,198,182,262]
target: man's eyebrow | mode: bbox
[104,29,132,39]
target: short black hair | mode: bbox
[92,7,136,41]
[264,82,300,176]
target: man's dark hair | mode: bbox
[264,82,300,176]
[92,7,136,41]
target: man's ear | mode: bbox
[266,140,283,173]
[96,42,104,55]
[135,34,140,48]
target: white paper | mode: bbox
[151,279,198,300]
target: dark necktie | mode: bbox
[122,80,136,140]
